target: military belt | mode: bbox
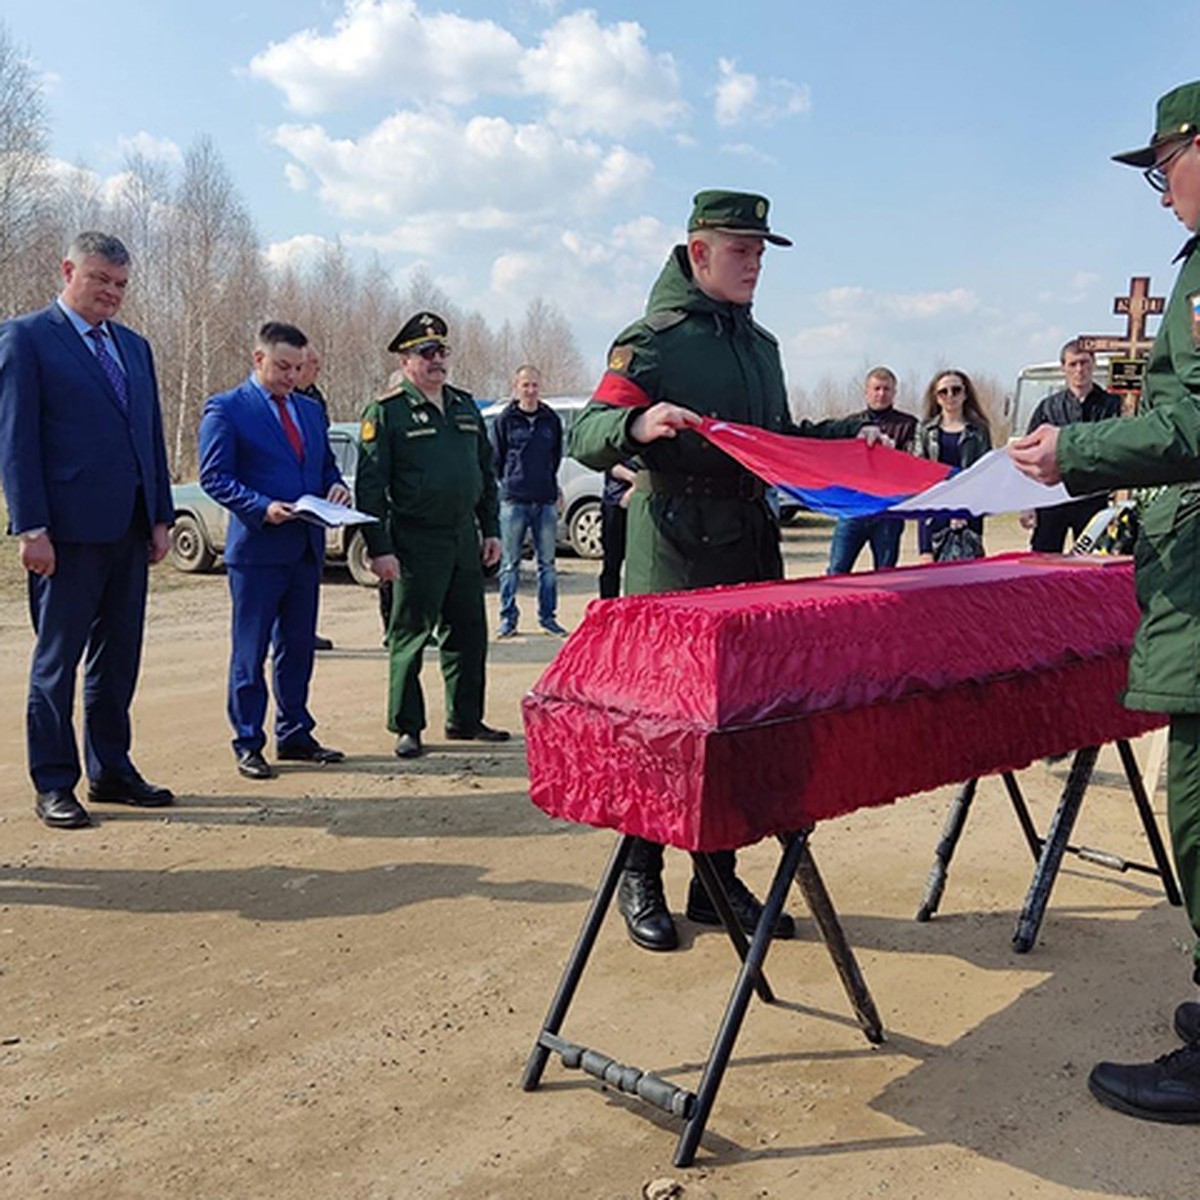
[637,470,765,501]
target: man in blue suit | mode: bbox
[199,322,350,780]
[0,231,175,829]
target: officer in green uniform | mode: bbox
[355,312,509,758]
[570,190,872,952]
[1011,81,1200,1121]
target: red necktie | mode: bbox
[274,396,304,461]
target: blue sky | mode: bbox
[8,0,1200,400]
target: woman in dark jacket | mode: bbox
[912,369,993,560]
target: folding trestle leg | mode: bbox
[524,826,885,1168]
[916,778,979,923]
[690,850,775,1004]
[792,838,885,1046]
[521,833,632,1093]
[673,829,810,1166]
[1115,738,1181,906]
[1012,746,1099,952]
[919,740,1180,944]
[1000,772,1045,860]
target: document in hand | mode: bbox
[292,494,379,527]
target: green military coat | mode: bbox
[1057,237,1200,712]
[570,246,860,594]
[355,379,499,554]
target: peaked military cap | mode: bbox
[687,189,792,247]
[388,311,450,354]
[1114,81,1200,168]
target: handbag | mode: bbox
[931,524,985,562]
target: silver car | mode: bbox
[481,396,604,559]
[168,422,377,586]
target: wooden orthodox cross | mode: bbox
[1077,276,1164,399]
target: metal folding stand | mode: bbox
[522,828,884,1168]
[915,740,1181,952]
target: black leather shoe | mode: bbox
[394,732,423,759]
[1089,1044,1200,1122]
[617,869,678,952]
[35,788,91,829]
[277,740,345,764]
[1175,1001,1200,1044]
[88,769,174,807]
[685,872,796,939]
[236,749,274,780]
[313,634,334,651]
[444,722,511,743]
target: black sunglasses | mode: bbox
[417,344,450,361]
[1145,132,1197,193]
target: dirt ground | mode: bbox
[3,514,1200,1200]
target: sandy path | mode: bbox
[2,516,1196,1199]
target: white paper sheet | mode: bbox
[292,494,378,527]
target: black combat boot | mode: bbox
[1174,1000,1200,1044]
[616,868,678,952]
[685,851,795,939]
[1089,1044,1200,1122]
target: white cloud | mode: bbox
[1036,270,1100,305]
[272,108,652,233]
[283,163,309,191]
[788,322,855,355]
[520,11,686,135]
[714,58,756,127]
[44,159,138,209]
[476,214,679,362]
[116,131,184,166]
[247,0,523,113]
[247,2,685,135]
[719,141,778,166]
[821,286,979,321]
[262,234,335,273]
[714,58,810,127]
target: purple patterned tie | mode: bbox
[86,327,129,411]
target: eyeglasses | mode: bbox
[417,344,450,361]
[936,384,965,398]
[1145,135,1195,193]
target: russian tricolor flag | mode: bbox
[699,418,952,518]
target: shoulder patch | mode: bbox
[1191,292,1200,347]
[360,416,377,443]
[608,345,634,373]
[643,308,688,334]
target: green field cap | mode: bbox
[687,190,792,246]
[1114,81,1200,168]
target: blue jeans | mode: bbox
[499,501,558,628]
[827,515,904,575]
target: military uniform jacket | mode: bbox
[1057,237,1200,712]
[355,379,499,558]
[569,246,859,594]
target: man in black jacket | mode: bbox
[491,365,566,637]
[1020,340,1120,551]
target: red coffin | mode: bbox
[523,553,1165,852]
